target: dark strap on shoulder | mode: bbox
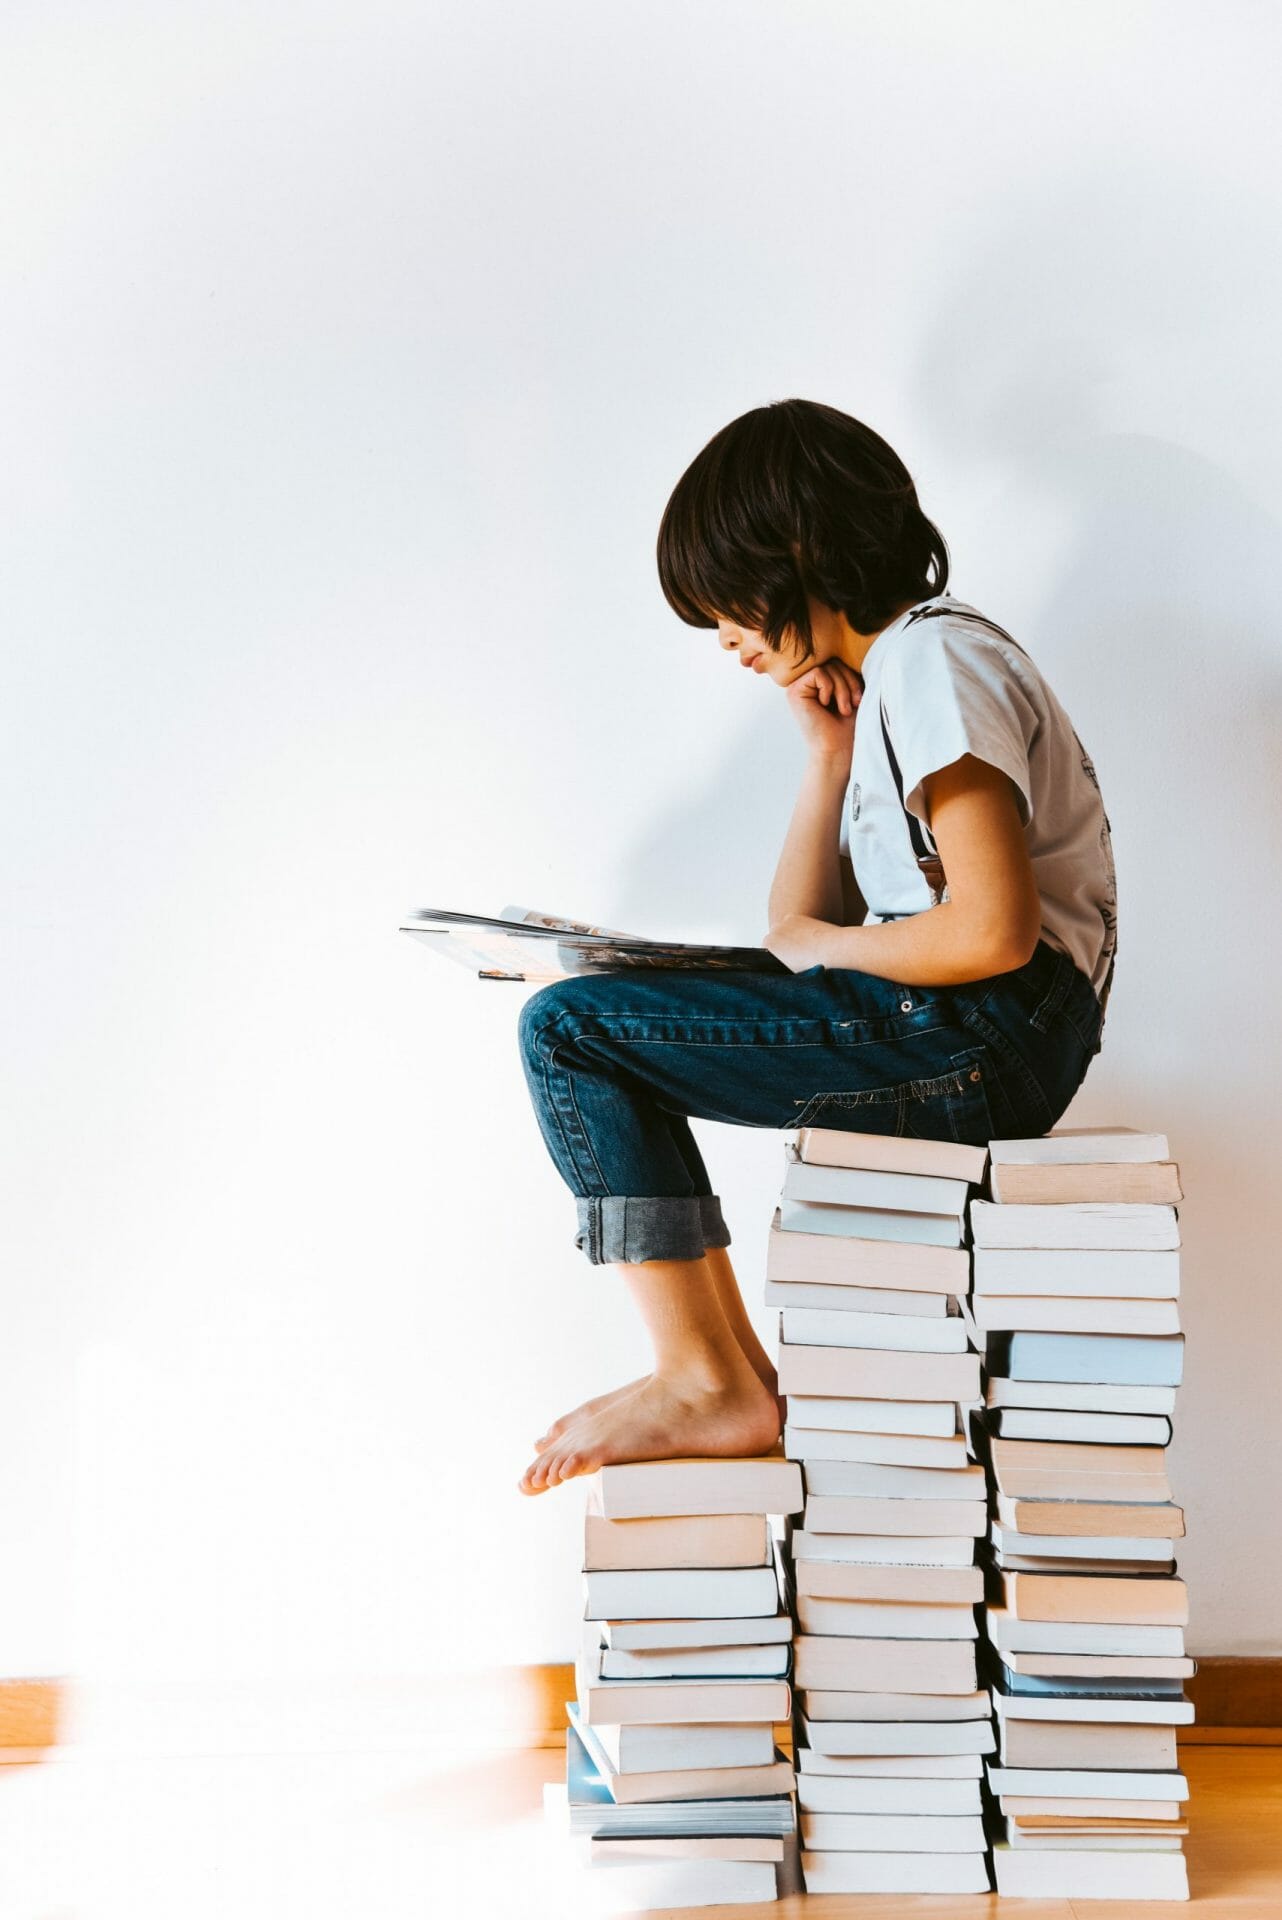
[878,699,936,863]
[878,601,1025,894]
[903,602,1028,654]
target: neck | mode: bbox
[827,598,918,676]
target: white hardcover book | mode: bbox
[986,1378,1177,1415]
[805,1494,987,1538]
[800,1811,986,1852]
[989,1525,1177,1565]
[990,1161,1184,1206]
[574,1664,791,1727]
[763,1277,948,1316]
[795,1595,978,1639]
[578,1857,781,1906]
[974,1246,1180,1298]
[796,1636,977,1695]
[970,1201,1180,1252]
[780,1305,969,1353]
[793,1561,983,1606]
[768,1212,969,1291]
[798,1773,981,1813]
[994,1408,1172,1445]
[777,1338,980,1403]
[601,1613,793,1651]
[796,1127,989,1182]
[785,1395,959,1437]
[986,1766,1189,1799]
[972,1295,1181,1336]
[1000,1793,1182,1817]
[993,1691,1194,1726]
[785,1426,969,1469]
[782,1145,970,1218]
[992,1843,1189,1899]
[804,1690,990,1723]
[995,1553,1172,1576]
[590,1720,777,1772]
[588,1455,804,1520]
[593,1643,792,1680]
[585,1838,788,1862]
[582,1565,781,1620]
[799,1750,983,1778]
[988,1128,1170,1165]
[1002,1653,1194,1679]
[567,1705,795,1807]
[803,1459,987,1500]
[778,1197,963,1247]
[802,1714,995,1757]
[802,1853,991,1894]
[789,1530,978,1567]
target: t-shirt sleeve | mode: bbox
[878,623,1038,836]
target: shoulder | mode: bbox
[881,604,1041,715]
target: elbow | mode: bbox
[958,900,1041,979]
[984,910,1041,976]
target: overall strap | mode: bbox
[877,602,1024,900]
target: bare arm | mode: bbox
[767,751,851,928]
[764,754,1042,984]
[766,655,865,929]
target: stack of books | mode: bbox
[550,1453,805,1910]
[966,1126,1192,1902]
[770,1128,996,1897]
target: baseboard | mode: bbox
[1184,1658,1282,1742]
[528,1658,1282,1748]
[0,1679,63,1757]
[3,1662,1275,1756]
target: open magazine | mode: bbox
[399,904,786,982]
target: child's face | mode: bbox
[715,598,847,687]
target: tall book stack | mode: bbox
[770,1128,996,1897]
[549,1453,805,1911]
[966,1126,1192,1903]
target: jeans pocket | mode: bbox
[790,1047,996,1147]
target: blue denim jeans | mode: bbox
[517,937,1105,1266]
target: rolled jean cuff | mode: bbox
[573,1194,732,1266]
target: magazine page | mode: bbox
[499,903,647,942]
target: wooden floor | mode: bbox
[0,1738,1277,1915]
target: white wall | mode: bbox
[3,1,1280,1690]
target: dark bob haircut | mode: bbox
[656,399,949,658]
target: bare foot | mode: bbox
[533,1374,650,1451]
[535,1362,783,1452]
[518,1366,782,1496]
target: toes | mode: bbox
[550,1449,596,1487]
[518,1449,555,1496]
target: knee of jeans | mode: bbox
[517,979,578,1065]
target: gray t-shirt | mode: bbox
[838,594,1118,1004]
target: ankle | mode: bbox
[656,1345,765,1399]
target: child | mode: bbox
[516,398,1116,1496]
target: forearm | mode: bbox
[768,901,1036,986]
[767,752,850,929]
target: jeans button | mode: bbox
[900,999,912,1012]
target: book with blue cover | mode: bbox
[985,1330,1185,1387]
